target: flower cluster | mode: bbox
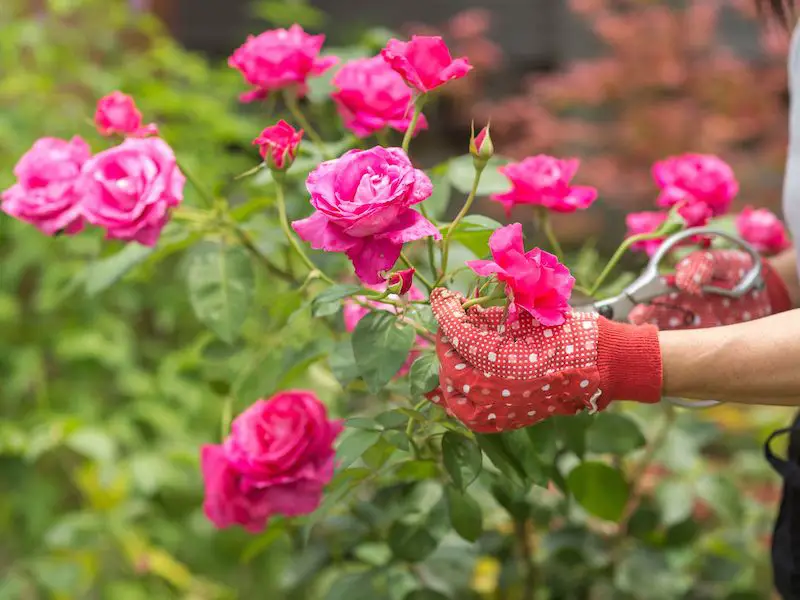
[736,206,791,255]
[2,92,184,246]
[201,391,342,533]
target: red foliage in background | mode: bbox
[417,1,791,218]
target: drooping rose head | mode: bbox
[79,137,185,246]
[653,153,738,217]
[292,146,441,284]
[736,206,791,255]
[625,211,668,256]
[94,91,158,138]
[491,155,598,216]
[254,120,303,170]
[228,25,338,102]
[466,223,574,326]
[222,390,342,517]
[380,35,473,94]
[200,444,273,533]
[331,56,429,139]
[1,136,90,235]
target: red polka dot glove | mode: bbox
[429,288,663,433]
[628,250,791,330]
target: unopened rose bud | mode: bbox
[469,122,494,165]
[387,267,415,295]
[253,120,304,172]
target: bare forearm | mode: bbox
[660,308,800,405]
[769,248,800,307]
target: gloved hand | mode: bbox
[429,288,662,433]
[629,249,791,330]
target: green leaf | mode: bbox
[65,428,116,463]
[586,413,646,455]
[324,572,380,600]
[445,487,483,542]
[408,354,440,398]
[440,215,503,257]
[423,173,452,221]
[475,433,526,487]
[500,429,549,487]
[84,243,154,295]
[329,339,360,387]
[234,349,282,404]
[553,412,593,457]
[567,462,629,522]
[376,410,410,430]
[389,483,448,562]
[186,241,254,343]
[312,284,362,317]
[352,311,416,393]
[447,155,511,196]
[524,420,558,463]
[694,474,744,521]
[336,429,382,471]
[655,480,695,527]
[657,204,687,236]
[441,432,482,491]
[394,460,438,481]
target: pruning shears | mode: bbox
[578,226,764,409]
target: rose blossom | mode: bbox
[653,153,738,217]
[1,136,90,235]
[343,283,427,376]
[254,120,303,170]
[292,146,440,284]
[228,25,338,102]
[491,155,598,216]
[79,137,185,246]
[331,56,429,138]
[736,206,791,255]
[466,223,574,326]
[380,35,473,94]
[200,444,274,533]
[94,91,158,138]
[387,268,415,295]
[625,211,668,256]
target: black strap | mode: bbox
[765,421,800,599]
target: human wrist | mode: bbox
[595,317,663,406]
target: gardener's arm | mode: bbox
[768,248,800,307]
[661,307,800,405]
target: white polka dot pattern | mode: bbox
[430,288,603,433]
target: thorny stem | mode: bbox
[282,89,329,157]
[274,176,335,285]
[537,207,564,260]
[405,398,428,459]
[400,252,434,292]
[177,159,216,209]
[401,95,427,154]
[588,232,665,296]
[436,162,487,287]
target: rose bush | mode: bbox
[1,4,789,598]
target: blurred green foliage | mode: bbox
[0,1,794,599]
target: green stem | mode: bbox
[588,232,664,296]
[401,95,427,154]
[274,177,335,284]
[462,284,505,310]
[436,163,486,287]
[221,396,233,441]
[405,399,428,459]
[418,203,438,275]
[282,90,328,157]
[177,159,216,208]
[399,252,434,292]
[231,224,296,284]
[537,207,564,260]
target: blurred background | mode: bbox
[0,0,796,598]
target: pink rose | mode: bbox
[491,155,598,216]
[228,25,338,102]
[653,153,738,217]
[200,444,273,533]
[625,211,668,256]
[331,56,429,138]
[736,206,791,255]
[94,91,158,138]
[381,36,473,94]
[1,136,90,235]
[466,223,574,326]
[387,267,415,295]
[254,120,303,170]
[79,137,185,246]
[343,284,427,375]
[224,391,342,513]
[470,124,493,161]
[292,146,441,284]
